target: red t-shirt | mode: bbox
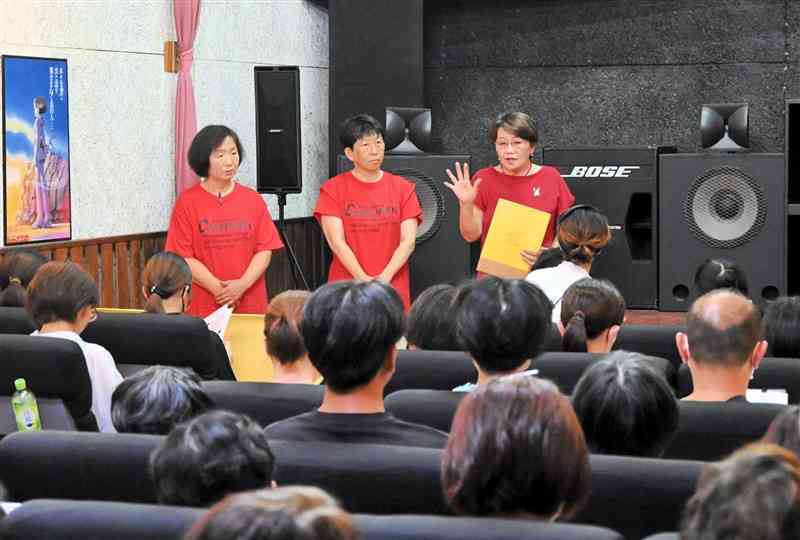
[314,171,422,309]
[474,165,575,247]
[165,182,284,317]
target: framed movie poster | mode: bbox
[2,55,72,245]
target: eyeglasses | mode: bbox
[88,307,98,323]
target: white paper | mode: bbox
[746,388,789,405]
[204,304,234,339]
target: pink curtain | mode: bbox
[174,0,201,195]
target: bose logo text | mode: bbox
[563,166,641,178]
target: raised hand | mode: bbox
[444,162,482,205]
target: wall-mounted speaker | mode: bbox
[659,153,785,311]
[254,66,302,194]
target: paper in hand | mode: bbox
[204,304,234,339]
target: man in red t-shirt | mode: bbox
[314,114,421,310]
[445,112,575,270]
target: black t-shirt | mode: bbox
[265,410,448,449]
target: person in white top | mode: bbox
[526,204,611,323]
[27,261,123,432]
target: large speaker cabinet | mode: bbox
[337,154,472,300]
[786,99,800,295]
[659,153,785,311]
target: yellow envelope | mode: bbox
[477,198,551,278]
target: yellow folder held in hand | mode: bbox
[477,198,551,278]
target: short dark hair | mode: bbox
[187,125,245,178]
[26,261,99,328]
[763,406,800,456]
[561,278,626,353]
[572,351,678,457]
[406,284,460,351]
[150,410,275,507]
[762,296,800,358]
[681,444,800,540]
[556,205,611,266]
[442,376,589,519]
[264,290,311,365]
[338,114,384,149]
[694,258,749,296]
[300,280,404,393]
[455,277,552,374]
[111,366,213,435]
[0,249,47,307]
[687,290,762,367]
[488,112,538,146]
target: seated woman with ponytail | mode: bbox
[526,204,611,323]
[0,249,47,307]
[263,290,320,384]
[143,252,236,380]
[560,278,625,354]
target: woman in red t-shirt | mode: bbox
[445,112,575,270]
[314,114,421,310]
[166,125,284,317]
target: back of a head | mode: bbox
[686,290,762,367]
[406,284,460,350]
[763,406,800,457]
[265,290,312,365]
[111,365,214,435]
[763,296,800,358]
[442,376,589,519]
[299,280,403,394]
[184,486,356,540]
[150,410,275,507]
[339,114,384,149]
[694,258,749,296]
[681,443,800,540]
[26,261,99,329]
[0,249,47,307]
[531,247,563,271]
[556,205,611,266]
[143,251,192,314]
[560,278,626,353]
[572,351,678,457]
[455,277,552,374]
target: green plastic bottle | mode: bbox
[11,378,41,432]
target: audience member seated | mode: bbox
[143,251,235,380]
[183,486,356,540]
[406,284,460,351]
[763,406,800,455]
[27,261,123,432]
[572,351,678,457]
[150,410,274,507]
[559,278,625,354]
[112,365,214,435]
[526,205,611,323]
[265,281,447,448]
[530,246,563,271]
[452,277,552,392]
[676,290,767,402]
[680,443,800,540]
[442,376,589,521]
[264,290,319,384]
[0,249,47,307]
[694,257,749,297]
[763,296,800,359]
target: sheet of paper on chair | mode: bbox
[746,388,789,405]
[204,304,234,338]
[477,198,551,278]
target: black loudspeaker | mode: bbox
[337,154,472,300]
[659,153,786,311]
[254,66,301,194]
[542,147,674,309]
[786,99,800,295]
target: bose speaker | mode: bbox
[254,66,302,194]
[659,153,785,311]
[337,154,473,300]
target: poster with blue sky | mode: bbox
[3,55,71,245]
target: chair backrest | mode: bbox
[1,499,203,540]
[0,397,77,434]
[385,350,476,395]
[662,400,785,461]
[642,534,679,540]
[677,357,800,403]
[614,325,683,369]
[0,335,96,431]
[81,311,231,380]
[385,389,464,432]
[203,381,323,426]
[0,306,35,334]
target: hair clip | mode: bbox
[8,277,22,285]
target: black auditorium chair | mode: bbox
[0,335,97,431]
[677,357,800,403]
[662,401,785,461]
[614,325,684,369]
[642,535,678,540]
[385,389,464,432]
[202,381,323,426]
[385,350,476,395]
[0,397,76,435]
[81,311,233,380]
[0,306,35,334]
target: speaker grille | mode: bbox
[683,166,767,248]
[384,166,445,244]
